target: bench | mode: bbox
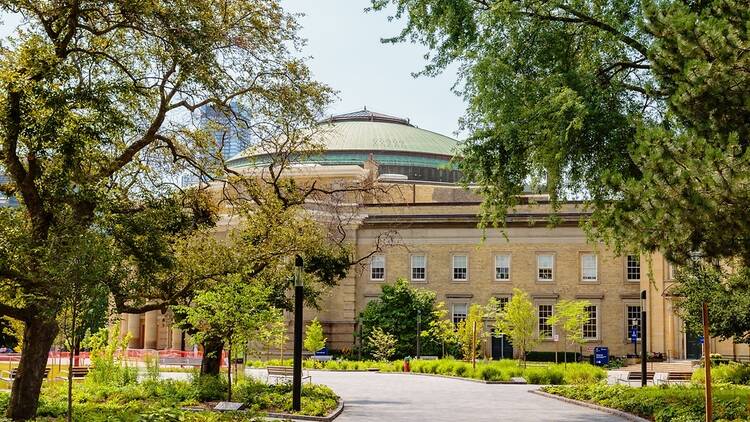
[159,357,202,367]
[663,371,693,384]
[55,366,90,381]
[266,366,310,384]
[626,371,655,382]
[1,367,51,384]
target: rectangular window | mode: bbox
[496,297,509,311]
[581,254,598,281]
[627,255,641,281]
[370,255,385,281]
[537,254,554,281]
[452,255,468,281]
[538,304,553,338]
[411,254,426,281]
[495,255,511,281]
[667,262,675,281]
[627,305,642,341]
[452,303,468,325]
[583,305,598,340]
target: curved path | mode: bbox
[244,369,627,422]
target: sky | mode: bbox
[0,2,468,138]
[283,0,467,138]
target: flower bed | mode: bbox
[543,383,750,421]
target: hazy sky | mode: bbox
[0,2,467,138]
[284,0,466,138]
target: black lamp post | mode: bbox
[292,255,304,412]
[640,290,647,387]
[416,310,421,359]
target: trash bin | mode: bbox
[403,356,411,372]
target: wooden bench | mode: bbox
[266,366,310,384]
[159,357,202,367]
[626,371,655,382]
[664,371,693,384]
[55,366,90,381]
[0,367,50,384]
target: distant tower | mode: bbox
[200,102,252,160]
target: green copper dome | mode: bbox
[227,109,461,182]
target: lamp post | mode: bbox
[416,310,421,359]
[640,290,647,387]
[292,255,304,412]
[690,251,712,422]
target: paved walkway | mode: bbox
[244,369,627,422]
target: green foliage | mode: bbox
[493,289,539,363]
[190,375,228,402]
[82,327,137,387]
[544,383,750,421]
[368,327,397,362]
[0,317,18,349]
[359,278,438,357]
[304,318,327,354]
[692,363,750,385]
[548,300,591,354]
[421,301,458,358]
[456,304,484,361]
[235,378,338,416]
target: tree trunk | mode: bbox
[7,317,59,420]
[200,336,223,376]
[67,307,77,422]
[227,344,232,401]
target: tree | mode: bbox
[304,318,327,355]
[176,276,277,401]
[368,327,397,362]
[359,278,438,358]
[548,300,591,364]
[0,317,19,350]
[421,301,458,358]
[494,289,538,366]
[456,304,484,362]
[254,310,287,361]
[0,2,332,418]
[369,0,750,281]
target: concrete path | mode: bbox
[242,369,627,422]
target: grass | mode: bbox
[246,358,606,385]
[543,383,750,422]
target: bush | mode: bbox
[692,362,750,385]
[235,378,338,416]
[191,374,228,402]
[526,351,580,362]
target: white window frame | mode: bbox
[410,254,426,282]
[452,254,468,281]
[581,254,598,282]
[537,254,555,282]
[537,303,555,339]
[494,254,511,281]
[452,302,468,325]
[583,305,599,340]
[626,255,641,282]
[370,255,385,281]
[666,261,675,281]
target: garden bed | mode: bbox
[247,358,606,385]
[542,383,750,421]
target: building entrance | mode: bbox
[686,329,703,359]
[491,330,513,360]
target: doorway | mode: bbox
[491,330,513,360]
[686,329,702,359]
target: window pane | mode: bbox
[495,255,510,280]
[453,255,467,280]
[582,254,597,280]
[627,305,641,340]
[411,255,426,280]
[538,255,554,281]
[370,255,385,280]
[627,255,641,280]
[538,304,553,337]
[452,303,468,324]
[583,305,597,339]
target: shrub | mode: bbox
[693,362,750,385]
[191,374,228,402]
[478,366,506,381]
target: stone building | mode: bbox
[119,109,750,360]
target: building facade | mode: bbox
[119,109,750,360]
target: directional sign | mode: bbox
[631,328,638,344]
[698,335,704,345]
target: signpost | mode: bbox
[594,347,609,366]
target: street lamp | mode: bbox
[640,290,647,387]
[292,255,304,412]
[690,250,712,422]
[416,310,421,359]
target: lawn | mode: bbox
[543,383,750,422]
[246,358,607,385]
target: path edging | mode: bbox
[265,399,344,422]
[529,390,649,422]
[377,371,527,384]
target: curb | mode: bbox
[266,400,344,422]
[529,390,649,422]
[378,371,527,385]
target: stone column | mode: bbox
[126,314,141,349]
[119,315,128,339]
[171,328,182,350]
[144,310,159,349]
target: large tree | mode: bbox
[0,1,331,419]
[369,0,750,262]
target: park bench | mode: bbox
[159,357,202,367]
[55,366,90,381]
[626,371,655,383]
[266,366,310,384]
[0,367,50,384]
[663,371,693,384]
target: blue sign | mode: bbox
[315,347,329,356]
[698,336,704,345]
[594,347,609,365]
[631,328,638,344]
